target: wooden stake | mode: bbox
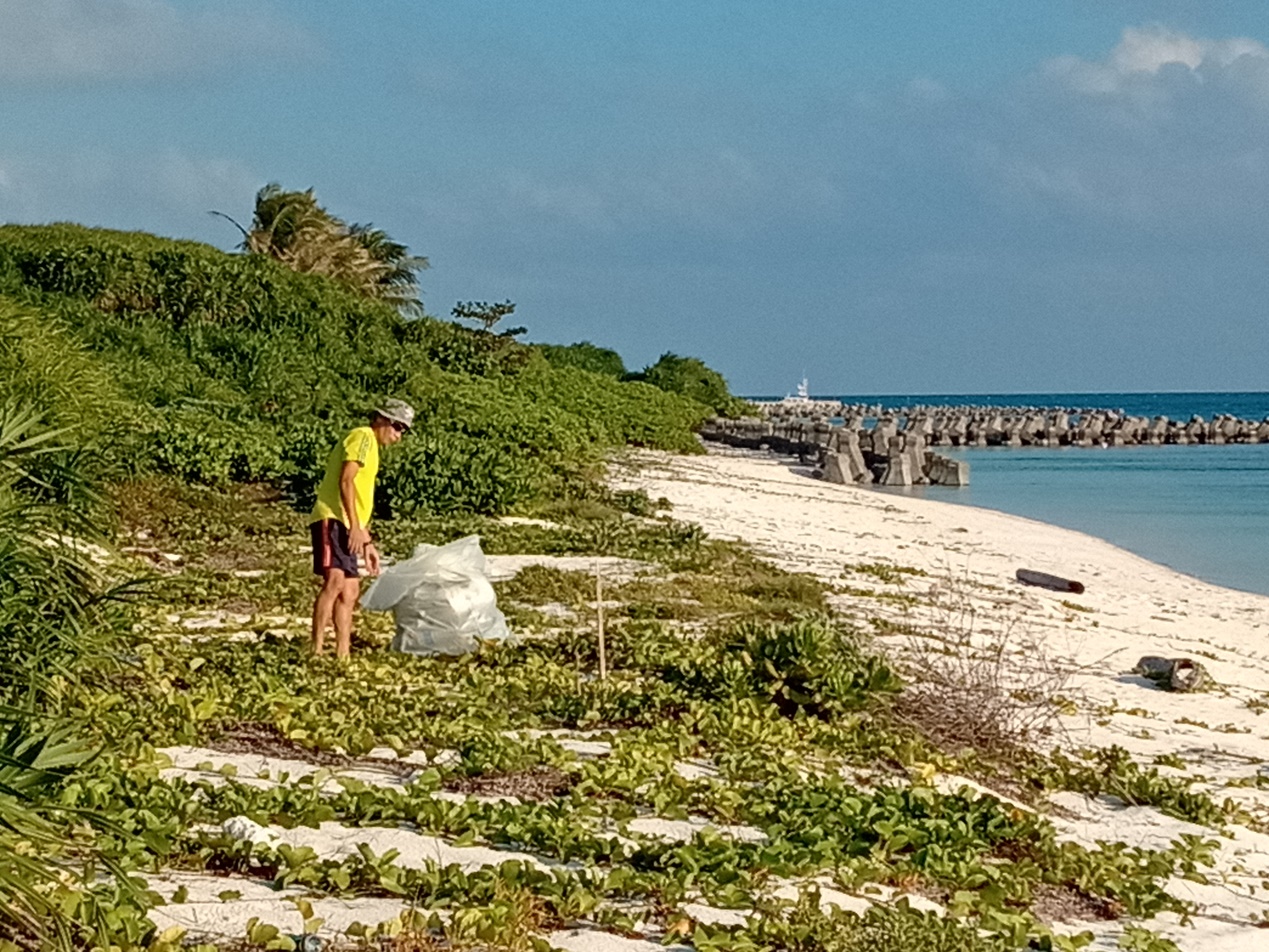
[595,560,607,681]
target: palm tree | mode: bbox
[348,223,429,315]
[213,184,428,313]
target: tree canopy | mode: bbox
[216,183,428,313]
[632,352,751,417]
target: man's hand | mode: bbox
[348,525,371,555]
[365,542,382,577]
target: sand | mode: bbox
[611,447,1269,949]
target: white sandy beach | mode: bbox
[611,447,1269,950]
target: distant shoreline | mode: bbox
[742,389,1269,422]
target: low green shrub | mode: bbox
[498,565,597,607]
[400,315,532,378]
[607,488,668,517]
[0,297,125,435]
[135,405,286,487]
[694,890,1017,952]
[538,341,627,378]
[0,222,388,332]
[377,428,542,516]
[630,351,750,417]
[662,617,900,718]
[1038,747,1228,828]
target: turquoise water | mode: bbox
[830,393,1269,597]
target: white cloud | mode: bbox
[941,24,1269,239]
[1046,25,1269,95]
[1113,27,1210,73]
[0,0,318,83]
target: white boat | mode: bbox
[786,378,812,402]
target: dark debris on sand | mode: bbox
[443,765,576,801]
[1031,882,1124,923]
[207,721,352,768]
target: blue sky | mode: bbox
[3,1,1269,395]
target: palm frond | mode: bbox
[0,402,72,482]
[241,185,427,312]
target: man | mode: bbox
[310,398,414,659]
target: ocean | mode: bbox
[814,392,1269,597]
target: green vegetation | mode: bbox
[844,562,929,585]
[1059,600,1094,614]
[1037,747,1228,829]
[0,222,750,515]
[0,473,1216,950]
[0,406,145,946]
[630,352,753,417]
[538,341,627,378]
[453,299,522,333]
[0,299,125,441]
[538,345,756,417]
[0,219,1209,951]
[0,407,121,705]
[659,617,900,718]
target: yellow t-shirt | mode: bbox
[311,427,379,528]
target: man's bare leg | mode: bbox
[312,568,347,655]
[333,576,361,660]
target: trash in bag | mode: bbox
[360,535,511,656]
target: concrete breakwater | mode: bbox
[756,400,1269,448]
[704,399,1269,489]
[699,417,969,488]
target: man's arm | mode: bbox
[338,460,371,555]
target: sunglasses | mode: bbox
[391,421,410,434]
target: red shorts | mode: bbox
[310,520,359,578]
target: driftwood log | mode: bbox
[1015,568,1085,595]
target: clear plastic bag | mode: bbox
[360,535,511,656]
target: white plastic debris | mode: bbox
[360,535,511,656]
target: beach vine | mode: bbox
[0,224,1224,952]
